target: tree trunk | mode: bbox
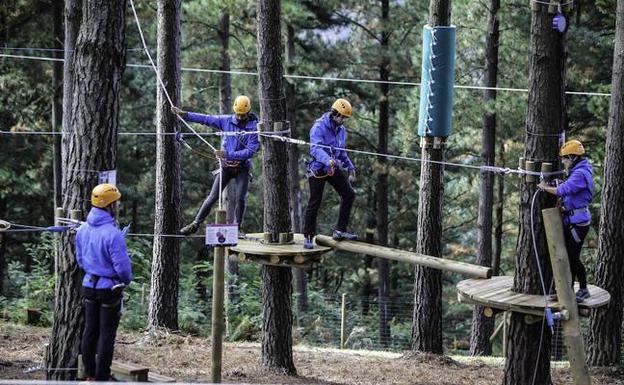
[362,189,375,316]
[493,140,505,276]
[411,0,450,355]
[256,0,296,375]
[470,0,499,357]
[47,0,126,379]
[503,3,565,384]
[148,0,182,331]
[587,0,624,366]
[52,0,63,210]
[377,0,391,349]
[285,24,308,318]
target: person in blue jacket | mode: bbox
[538,139,593,302]
[76,183,132,381]
[303,98,357,249]
[172,95,260,236]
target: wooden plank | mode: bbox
[230,233,330,257]
[149,372,176,383]
[111,361,149,382]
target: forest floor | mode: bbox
[1,323,624,384]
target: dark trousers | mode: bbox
[303,170,355,236]
[195,167,249,226]
[81,288,122,381]
[564,223,589,289]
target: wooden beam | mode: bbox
[542,208,592,385]
[211,209,226,383]
[315,235,491,278]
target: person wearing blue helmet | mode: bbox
[538,139,593,302]
[172,95,260,236]
[76,183,132,381]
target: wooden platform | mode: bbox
[457,276,610,317]
[228,233,331,268]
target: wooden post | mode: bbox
[542,208,592,385]
[211,209,227,383]
[315,235,491,278]
[525,160,536,182]
[340,293,347,349]
[502,311,509,356]
[69,209,82,221]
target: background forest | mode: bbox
[0,0,618,358]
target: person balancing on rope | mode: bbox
[538,139,593,303]
[76,184,132,381]
[303,98,357,249]
[172,95,260,236]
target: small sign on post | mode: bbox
[205,224,238,247]
[98,169,117,185]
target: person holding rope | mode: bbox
[77,184,132,381]
[538,139,593,302]
[303,98,357,249]
[172,95,260,236]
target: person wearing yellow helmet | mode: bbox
[171,95,260,236]
[76,184,132,381]
[302,98,357,249]
[538,139,593,302]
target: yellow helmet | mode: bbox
[331,98,352,117]
[560,140,585,157]
[91,183,121,208]
[232,95,251,114]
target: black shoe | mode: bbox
[575,288,590,303]
[179,221,200,235]
[303,235,315,249]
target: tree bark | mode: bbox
[362,189,376,316]
[587,0,624,366]
[148,0,182,331]
[503,3,565,384]
[285,24,308,318]
[52,0,63,210]
[256,0,296,375]
[377,0,391,348]
[47,0,126,379]
[470,0,499,357]
[493,140,505,276]
[411,0,451,355]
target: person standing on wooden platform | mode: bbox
[172,95,260,236]
[538,139,594,302]
[303,98,357,249]
[77,184,132,381]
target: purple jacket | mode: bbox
[556,158,593,225]
[76,208,132,289]
[185,112,260,169]
[308,112,355,175]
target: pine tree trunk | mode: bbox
[377,0,391,348]
[256,0,296,375]
[503,3,565,384]
[148,0,182,331]
[411,0,450,355]
[362,189,376,316]
[587,0,624,366]
[47,0,126,379]
[470,0,499,357]
[285,24,308,317]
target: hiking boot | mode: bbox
[575,288,590,303]
[332,229,358,241]
[238,231,246,239]
[303,235,315,249]
[179,221,200,235]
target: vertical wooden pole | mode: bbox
[502,311,508,356]
[542,208,592,385]
[69,210,82,221]
[340,293,347,349]
[211,209,227,383]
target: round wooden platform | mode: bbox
[457,276,610,317]
[228,233,331,268]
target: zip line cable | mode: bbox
[0,52,612,97]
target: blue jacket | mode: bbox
[556,158,593,225]
[308,112,355,175]
[76,208,132,289]
[185,112,260,169]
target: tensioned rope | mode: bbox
[0,52,611,97]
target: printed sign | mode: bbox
[205,224,238,246]
[98,169,117,186]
